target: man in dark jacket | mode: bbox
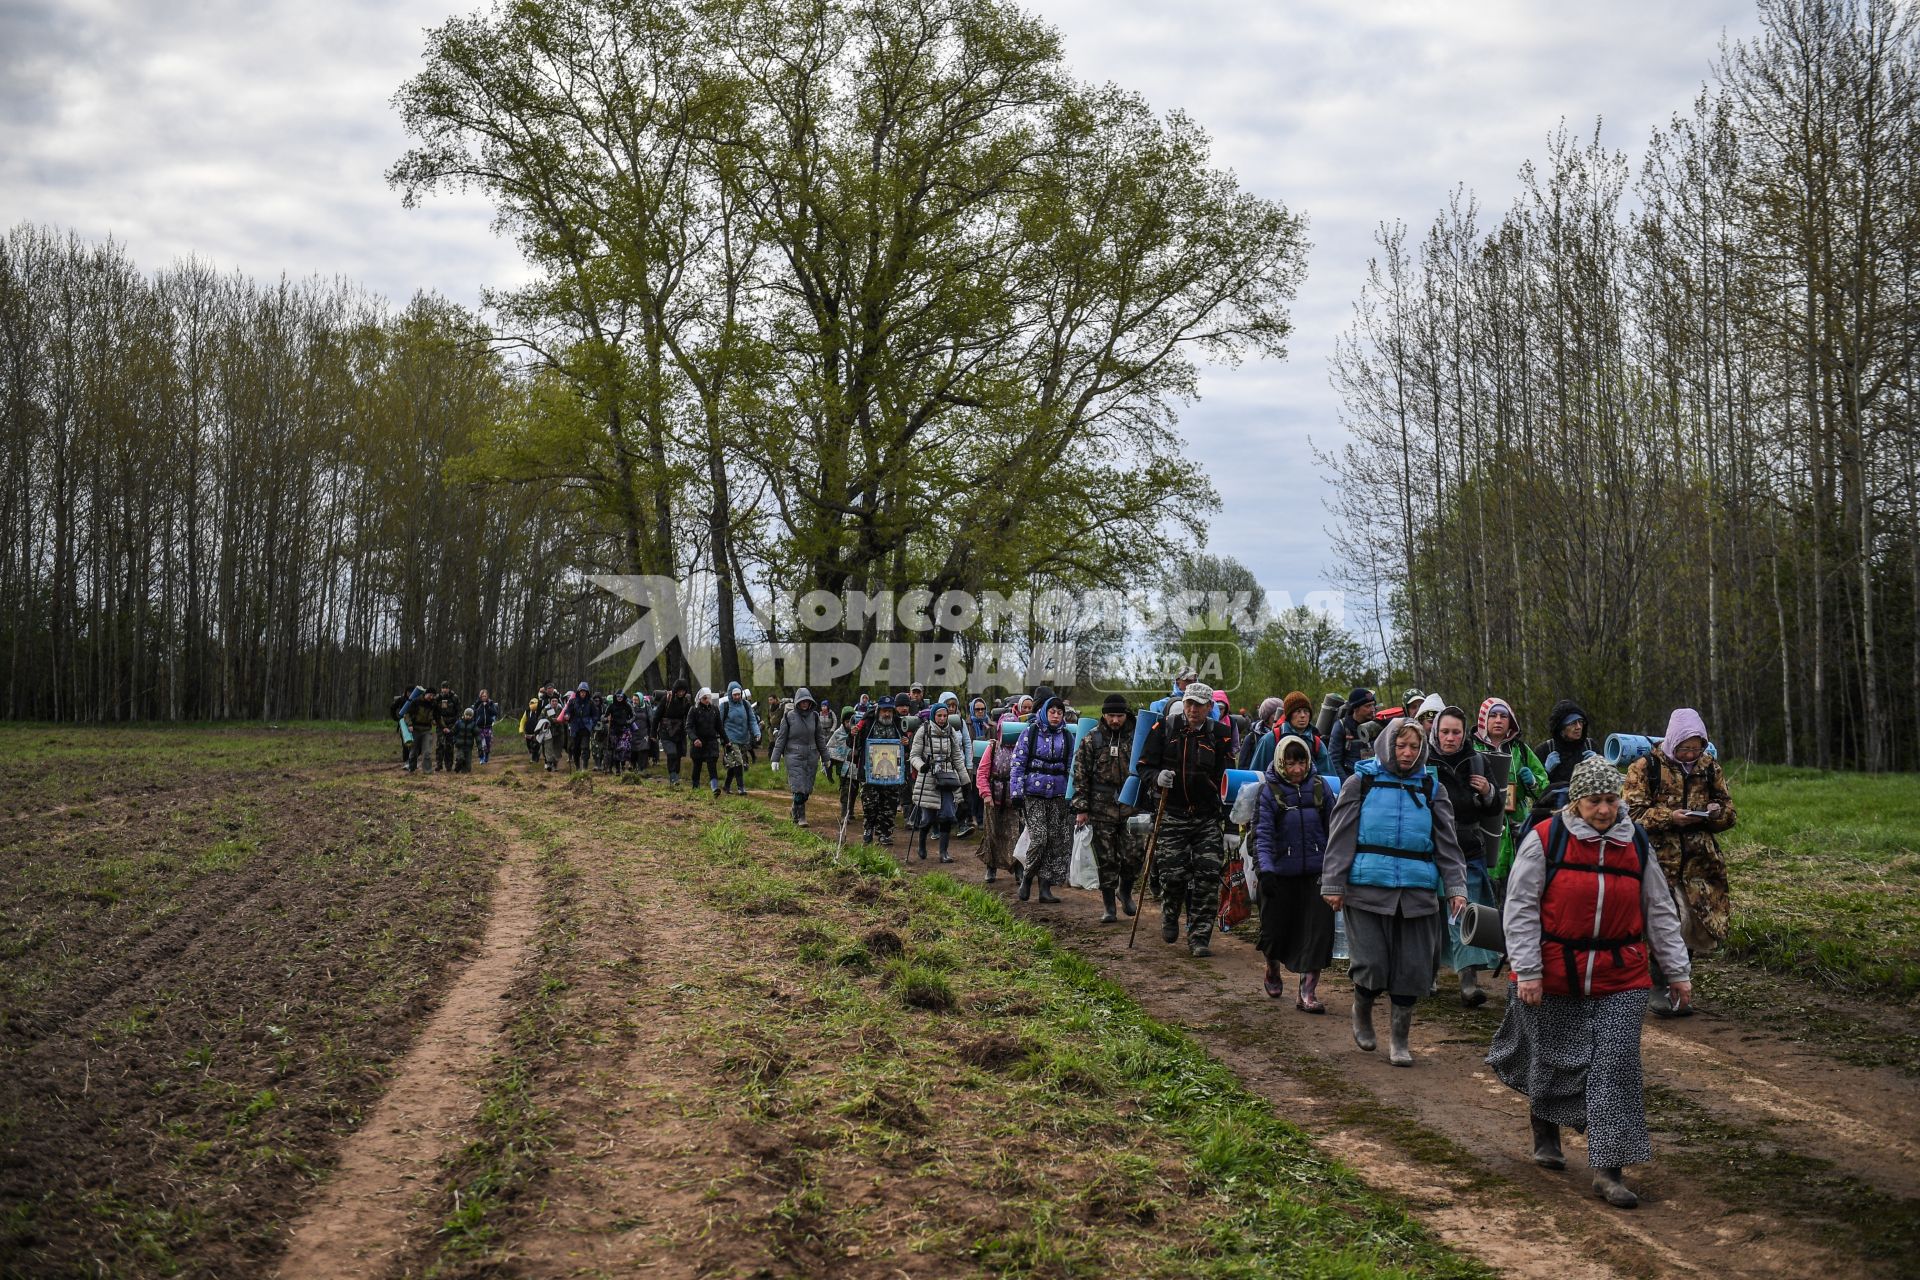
[1072,693,1141,923]
[432,682,461,772]
[1329,686,1376,778]
[1135,682,1232,957]
[405,692,438,774]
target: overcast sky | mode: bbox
[2,0,1759,611]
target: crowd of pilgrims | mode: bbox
[390,672,1739,1209]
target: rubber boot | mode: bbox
[1160,905,1180,944]
[1460,967,1487,1008]
[917,829,929,860]
[1118,878,1137,917]
[937,830,953,862]
[1100,887,1118,923]
[1530,1115,1566,1170]
[1388,1004,1415,1066]
[985,868,998,884]
[1017,866,1033,901]
[1263,961,1284,999]
[1351,990,1378,1052]
[1037,880,1061,904]
[1593,1167,1638,1209]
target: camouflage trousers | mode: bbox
[861,783,900,844]
[1152,810,1224,944]
[1084,803,1142,892]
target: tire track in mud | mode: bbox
[274,796,544,1280]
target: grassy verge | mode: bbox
[1713,763,1920,1003]
[628,788,1493,1278]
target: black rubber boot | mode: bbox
[1037,881,1061,904]
[1017,867,1033,901]
[1388,1003,1414,1066]
[1351,991,1378,1052]
[1593,1167,1638,1209]
[1460,967,1488,1008]
[1100,888,1117,922]
[1118,878,1137,917]
[1530,1115,1565,1170]
[1160,907,1179,943]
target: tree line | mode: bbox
[0,0,1307,720]
[1327,0,1920,771]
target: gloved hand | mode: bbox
[1157,768,1175,788]
[1517,766,1537,790]
[771,759,782,772]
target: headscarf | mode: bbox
[1474,697,1520,746]
[1661,707,1710,774]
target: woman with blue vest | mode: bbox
[1009,696,1074,904]
[1488,755,1691,1209]
[1320,717,1469,1066]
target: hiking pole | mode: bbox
[1127,785,1171,950]
[833,773,856,862]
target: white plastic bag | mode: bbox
[1012,827,1032,868]
[1068,823,1100,890]
[1242,850,1259,901]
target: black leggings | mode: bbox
[725,766,747,792]
[691,757,719,788]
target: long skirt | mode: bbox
[1256,873,1335,974]
[1487,985,1651,1169]
[1442,858,1503,974]
[977,801,1023,873]
[1024,796,1074,884]
[1344,904,1442,1000]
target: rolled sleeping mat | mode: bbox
[1000,718,1029,745]
[1604,733,1718,767]
[1478,750,1511,840]
[1117,705,1163,809]
[1221,768,1261,807]
[1457,901,1505,952]
[972,737,989,762]
[1062,716,1098,801]
[1315,693,1344,739]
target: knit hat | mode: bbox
[1282,690,1312,719]
[1346,686,1376,711]
[1182,682,1213,706]
[1565,755,1625,806]
[1101,692,1129,715]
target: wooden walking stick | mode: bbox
[1127,784,1171,950]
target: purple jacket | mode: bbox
[1010,699,1072,800]
[1251,768,1331,877]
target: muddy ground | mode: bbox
[4,735,1916,1279]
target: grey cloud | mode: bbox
[2,0,1758,624]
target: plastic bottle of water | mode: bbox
[1332,909,1349,961]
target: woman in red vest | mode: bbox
[1487,755,1692,1210]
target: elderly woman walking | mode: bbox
[1624,707,1737,1015]
[1489,755,1693,1209]
[1320,717,1468,1065]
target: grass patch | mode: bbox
[1714,763,1920,1002]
